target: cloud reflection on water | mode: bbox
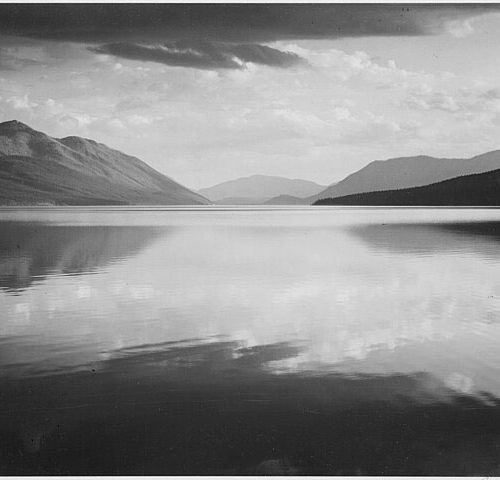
[1,336,500,475]
[2,209,500,474]
[1,215,500,400]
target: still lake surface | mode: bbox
[2,206,500,475]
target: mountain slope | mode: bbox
[262,194,305,205]
[0,120,209,205]
[198,174,326,204]
[212,196,268,205]
[311,151,500,203]
[314,168,500,206]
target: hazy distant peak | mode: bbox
[263,194,305,205]
[198,174,326,202]
[243,174,310,181]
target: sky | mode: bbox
[1,4,500,190]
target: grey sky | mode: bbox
[1,4,500,189]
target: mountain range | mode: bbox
[314,168,500,206]
[264,150,500,205]
[197,174,326,204]
[310,151,500,204]
[0,120,208,205]
[263,194,309,205]
[2,120,500,206]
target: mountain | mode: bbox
[262,194,305,205]
[311,151,500,203]
[0,120,208,205]
[213,196,268,205]
[198,174,326,204]
[314,168,500,206]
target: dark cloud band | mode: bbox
[1,4,499,70]
[91,41,302,70]
[1,4,498,42]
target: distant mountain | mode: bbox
[311,151,500,203]
[198,175,326,204]
[263,194,305,205]
[212,196,268,205]
[0,120,208,205]
[314,168,500,206]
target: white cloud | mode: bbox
[403,88,461,112]
[277,43,435,89]
[6,94,36,111]
[444,18,475,38]
[3,30,500,188]
[125,114,153,126]
[403,83,500,117]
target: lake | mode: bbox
[1,206,500,475]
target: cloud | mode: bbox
[91,41,302,70]
[1,4,499,43]
[403,88,461,112]
[0,48,40,70]
[0,91,96,134]
[402,84,500,115]
[444,18,475,38]
[279,43,437,89]
[1,4,498,70]
[6,93,36,111]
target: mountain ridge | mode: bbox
[314,168,500,206]
[0,120,209,205]
[310,150,500,203]
[198,174,326,204]
[263,194,305,205]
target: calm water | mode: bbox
[2,207,500,475]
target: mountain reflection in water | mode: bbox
[350,220,500,259]
[1,208,500,475]
[0,223,163,293]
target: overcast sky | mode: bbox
[1,4,500,189]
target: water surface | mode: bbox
[1,207,500,475]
